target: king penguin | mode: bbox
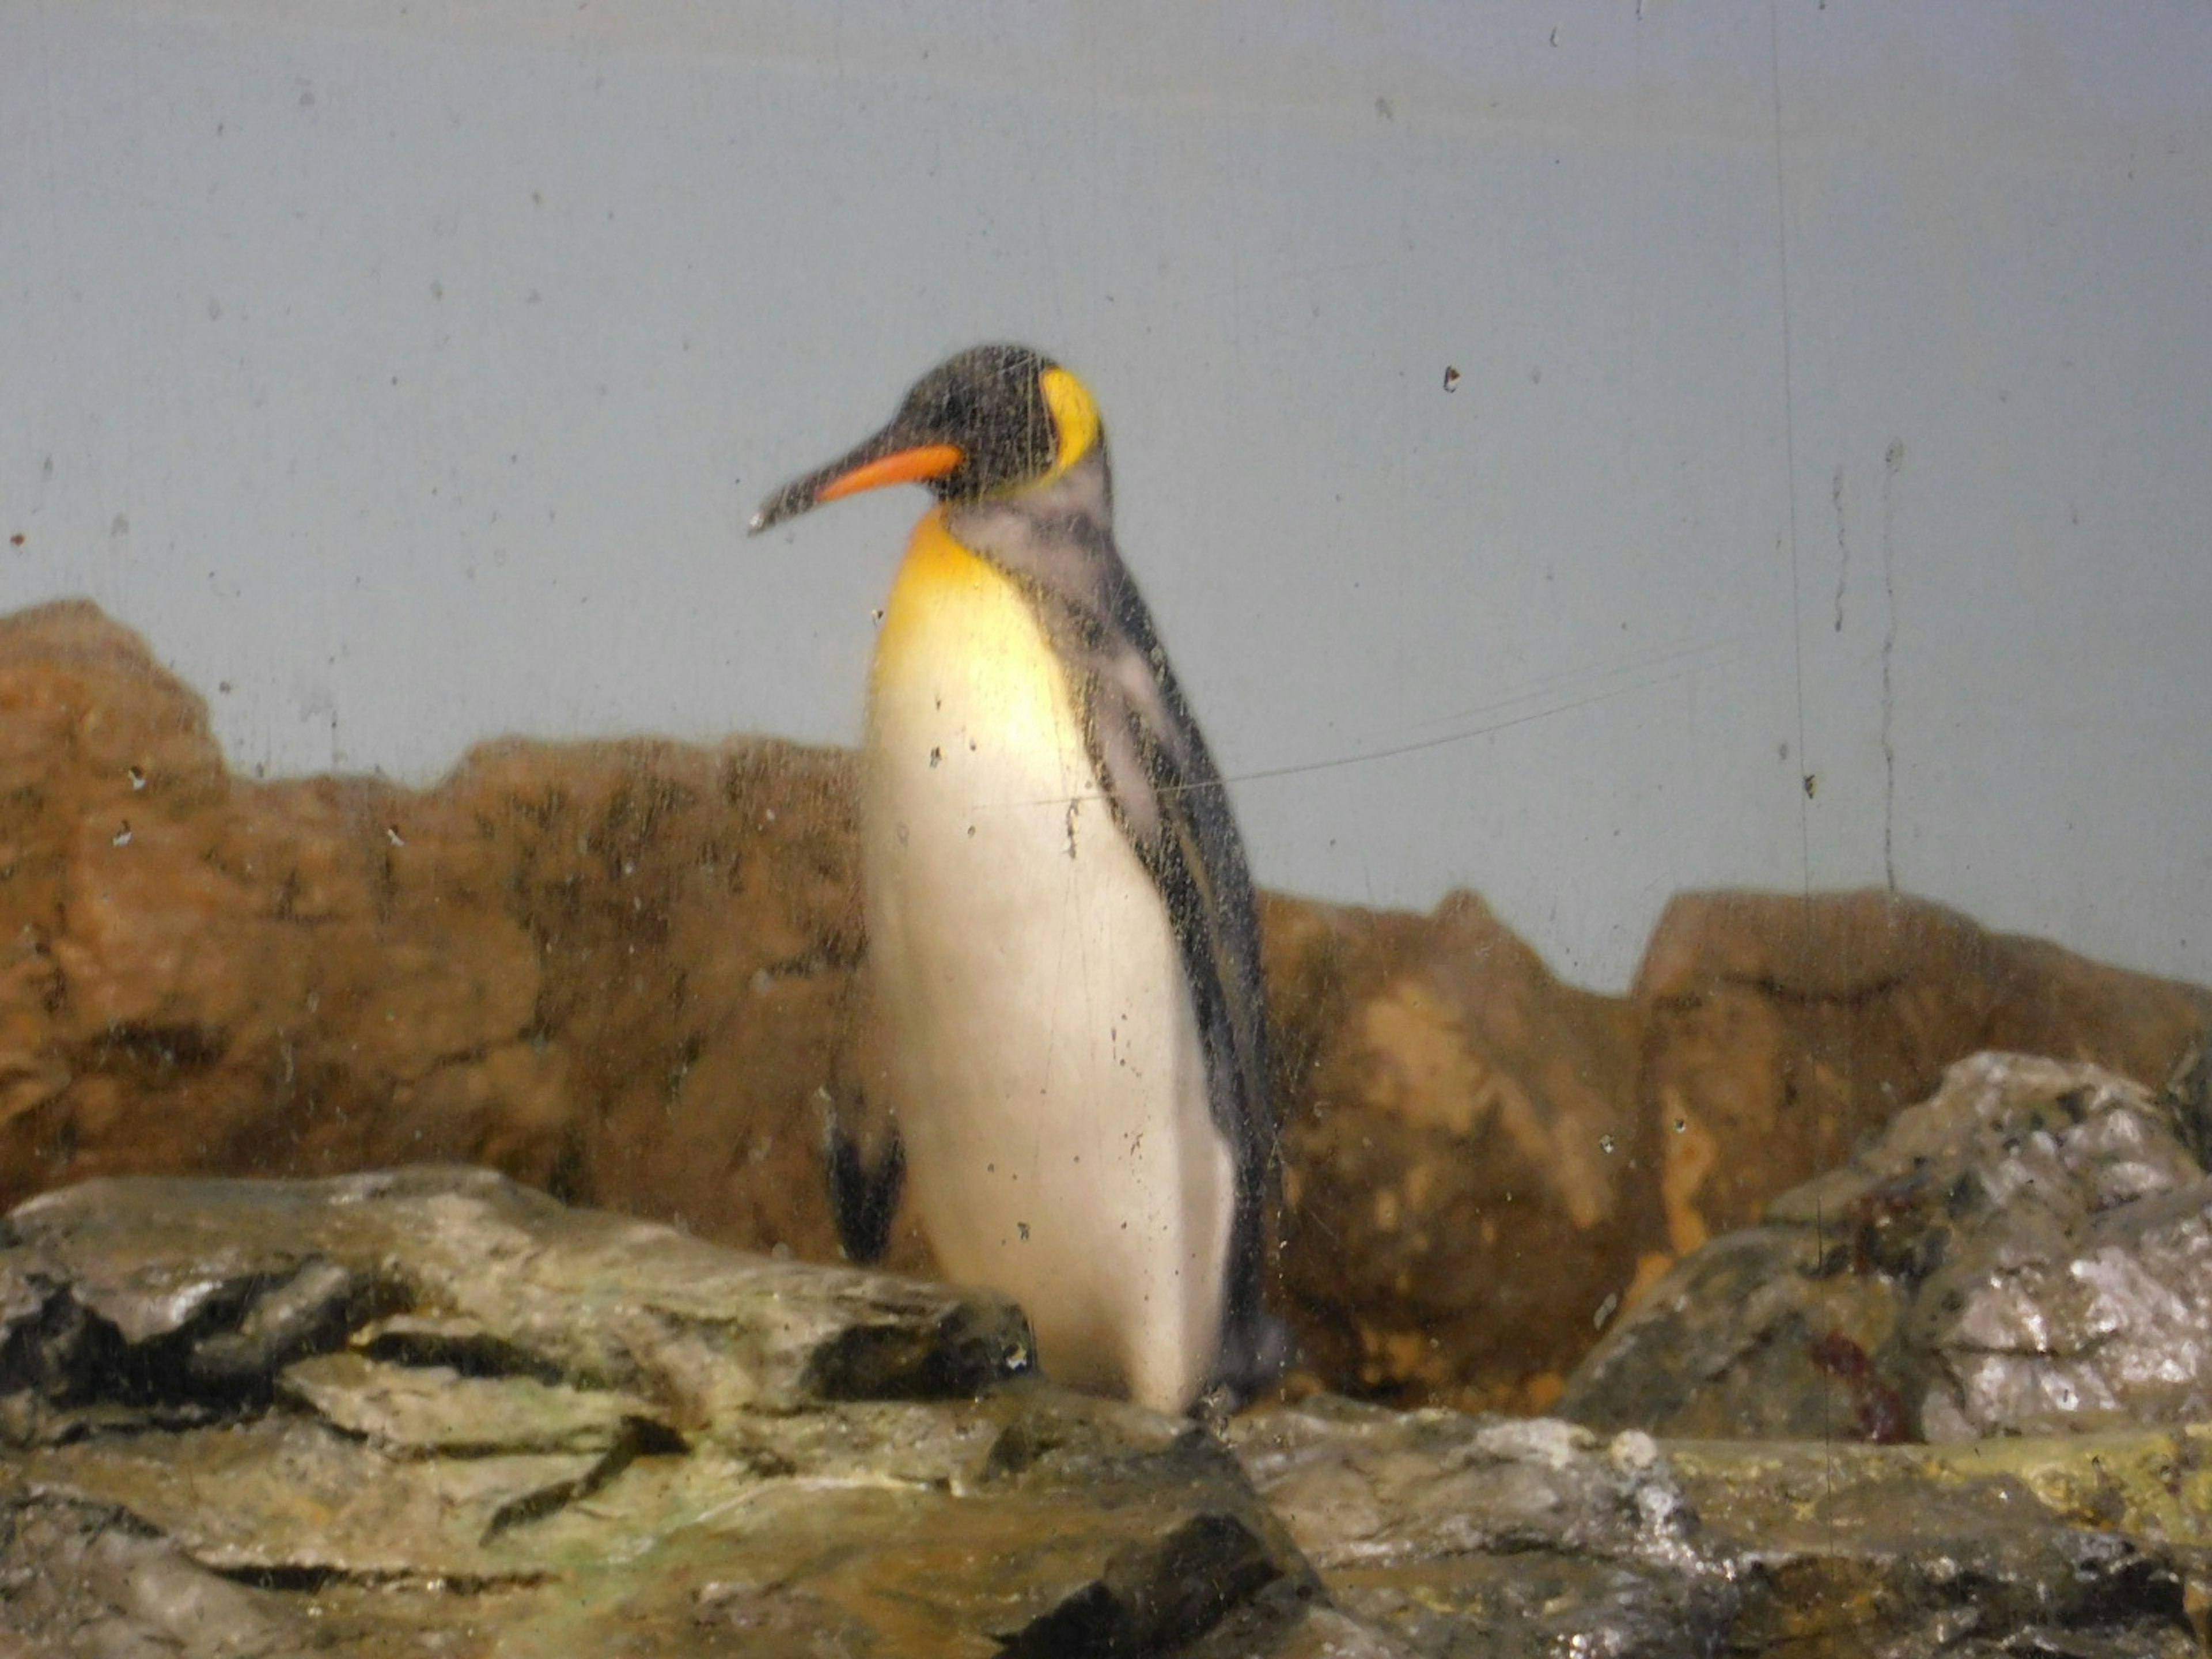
[750,344,1285,1415]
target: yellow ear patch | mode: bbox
[1039,366,1101,478]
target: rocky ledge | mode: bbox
[2,1161,2207,1656]
[1564,1047,2212,1446]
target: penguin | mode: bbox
[751,344,1286,1415]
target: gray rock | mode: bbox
[0,1165,1033,1416]
[1230,1399,2207,1658]
[0,1161,2206,1655]
[1561,1052,2212,1443]
[1669,1433,2204,1659]
[0,1478,305,1658]
[1230,1397,1735,1657]
[0,1168,1313,1654]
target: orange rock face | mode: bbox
[1632,889,2212,1253]
[0,600,873,1270]
[3,600,2207,1407]
[1259,892,1650,1412]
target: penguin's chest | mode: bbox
[859,513,1231,1405]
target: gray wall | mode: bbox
[6,1,2209,992]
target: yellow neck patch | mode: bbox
[873,507,1014,685]
[1039,366,1101,479]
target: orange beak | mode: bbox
[750,424,965,535]
[813,443,964,506]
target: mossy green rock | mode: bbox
[0,1165,2206,1654]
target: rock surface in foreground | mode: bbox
[1562,1050,2212,1444]
[0,1169,2206,1656]
[0,1169,1313,1656]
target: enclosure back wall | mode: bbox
[5,0,2209,993]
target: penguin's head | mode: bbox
[749,343,1103,533]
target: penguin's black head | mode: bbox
[750,343,1103,533]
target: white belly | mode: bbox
[861,522,1233,1414]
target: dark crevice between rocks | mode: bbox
[802,1300,1035,1401]
[81,1021,229,1073]
[217,1562,551,1593]
[1,1255,401,1419]
[214,1562,354,1594]
[185,1258,402,1395]
[1738,1532,2192,1654]
[0,1277,120,1406]
[2164,1029,2212,1172]
[1721,970,1911,1011]
[354,1320,572,1387]
[998,1512,1293,1659]
[480,1419,687,1541]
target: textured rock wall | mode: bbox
[0,600,869,1269]
[5,600,2208,1409]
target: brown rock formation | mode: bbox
[0,599,876,1271]
[3,600,2207,1410]
[1633,889,2212,1257]
[1260,891,1650,1413]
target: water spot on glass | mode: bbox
[1593,1291,1620,1328]
[386,825,406,847]
[126,767,146,790]
[1017,1222,1030,1241]
[871,607,885,624]
[1673,1117,1687,1134]
[929,747,941,768]
[1803,772,1819,798]
[111,823,132,847]
[7,534,23,547]
[218,681,233,694]
[1442,365,1461,392]
[1599,1134,1616,1155]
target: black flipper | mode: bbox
[826,1116,906,1265]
